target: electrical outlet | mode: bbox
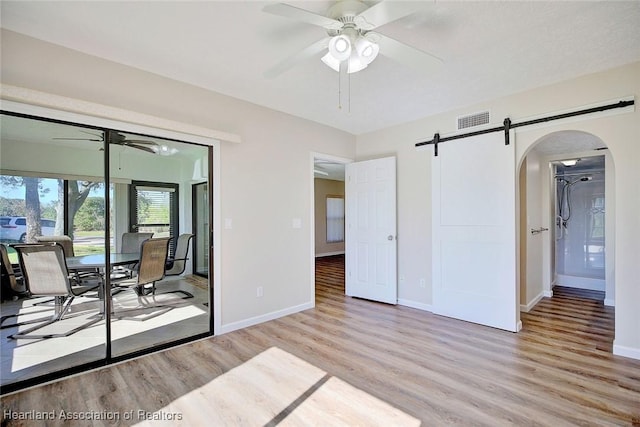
[257,286,263,298]
[419,278,426,288]
[399,275,405,283]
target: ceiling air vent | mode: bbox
[457,110,490,130]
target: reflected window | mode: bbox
[129,181,178,253]
[326,196,345,243]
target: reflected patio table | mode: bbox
[66,252,140,270]
[66,252,140,303]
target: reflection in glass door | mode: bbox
[1,114,213,392]
[109,133,210,358]
[0,113,106,391]
[193,182,209,277]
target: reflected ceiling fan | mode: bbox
[263,0,442,78]
[53,131,160,154]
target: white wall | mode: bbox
[0,29,356,331]
[357,61,640,360]
[521,150,544,311]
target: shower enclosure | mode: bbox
[554,156,605,290]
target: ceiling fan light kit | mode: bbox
[322,29,379,74]
[263,0,441,78]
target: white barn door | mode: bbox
[432,132,519,331]
[345,157,397,304]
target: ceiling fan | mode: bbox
[54,131,161,154]
[263,0,442,78]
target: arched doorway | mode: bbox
[518,130,615,312]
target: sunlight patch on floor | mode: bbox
[134,347,419,426]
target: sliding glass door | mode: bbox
[0,113,213,392]
[0,114,107,390]
[108,131,211,357]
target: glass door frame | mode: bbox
[192,181,209,278]
[0,106,218,395]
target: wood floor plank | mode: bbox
[1,254,639,426]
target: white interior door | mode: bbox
[345,157,397,304]
[432,131,519,331]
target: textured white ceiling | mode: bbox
[532,130,606,156]
[1,1,639,135]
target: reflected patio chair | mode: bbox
[35,235,102,285]
[1,243,27,301]
[1,243,61,329]
[8,243,101,339]
[165,233,194,276]
[35,235,74,257]
[1,243,36,329]
[112,232,154,279]
[121,232,154,254]
[113,237,192,318]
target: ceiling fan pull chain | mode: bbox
[338,61,342,110]
[348,70,351,113]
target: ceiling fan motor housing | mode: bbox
[327,0,368,21]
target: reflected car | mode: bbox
[0,216,56,243]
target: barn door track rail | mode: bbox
[415,99,634,156]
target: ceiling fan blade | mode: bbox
[264,37,330,79]
[128,144,158,154]
[355,1,427,30]
[263,3,343,30]
[53,137,102,141]
[125,139,158,146]
[374,33,442,73]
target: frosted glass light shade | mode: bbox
[328,35,352,61]
[355,37,379,65]
[321,52,341,71]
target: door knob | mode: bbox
[388,235,394,241]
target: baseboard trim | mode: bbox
[520,292,544,313]
[543,290,553,298]
[604,298,615,307]
[315,251,345,257]
[613,342,640,361]
[218,301,314,335]
[556,274,605,291]
[397,299,433,312]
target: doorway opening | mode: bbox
[519,130,614,317]
[311,153,349,301]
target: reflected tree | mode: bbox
[0,175,101,242]
[24,177,42,242]
[0,176,50,242]
[55,180,102,240]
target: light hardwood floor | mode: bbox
[1,276,209,386]
[1,255,639,426]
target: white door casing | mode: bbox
[345,157,397,304]
[432,131,519,332]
